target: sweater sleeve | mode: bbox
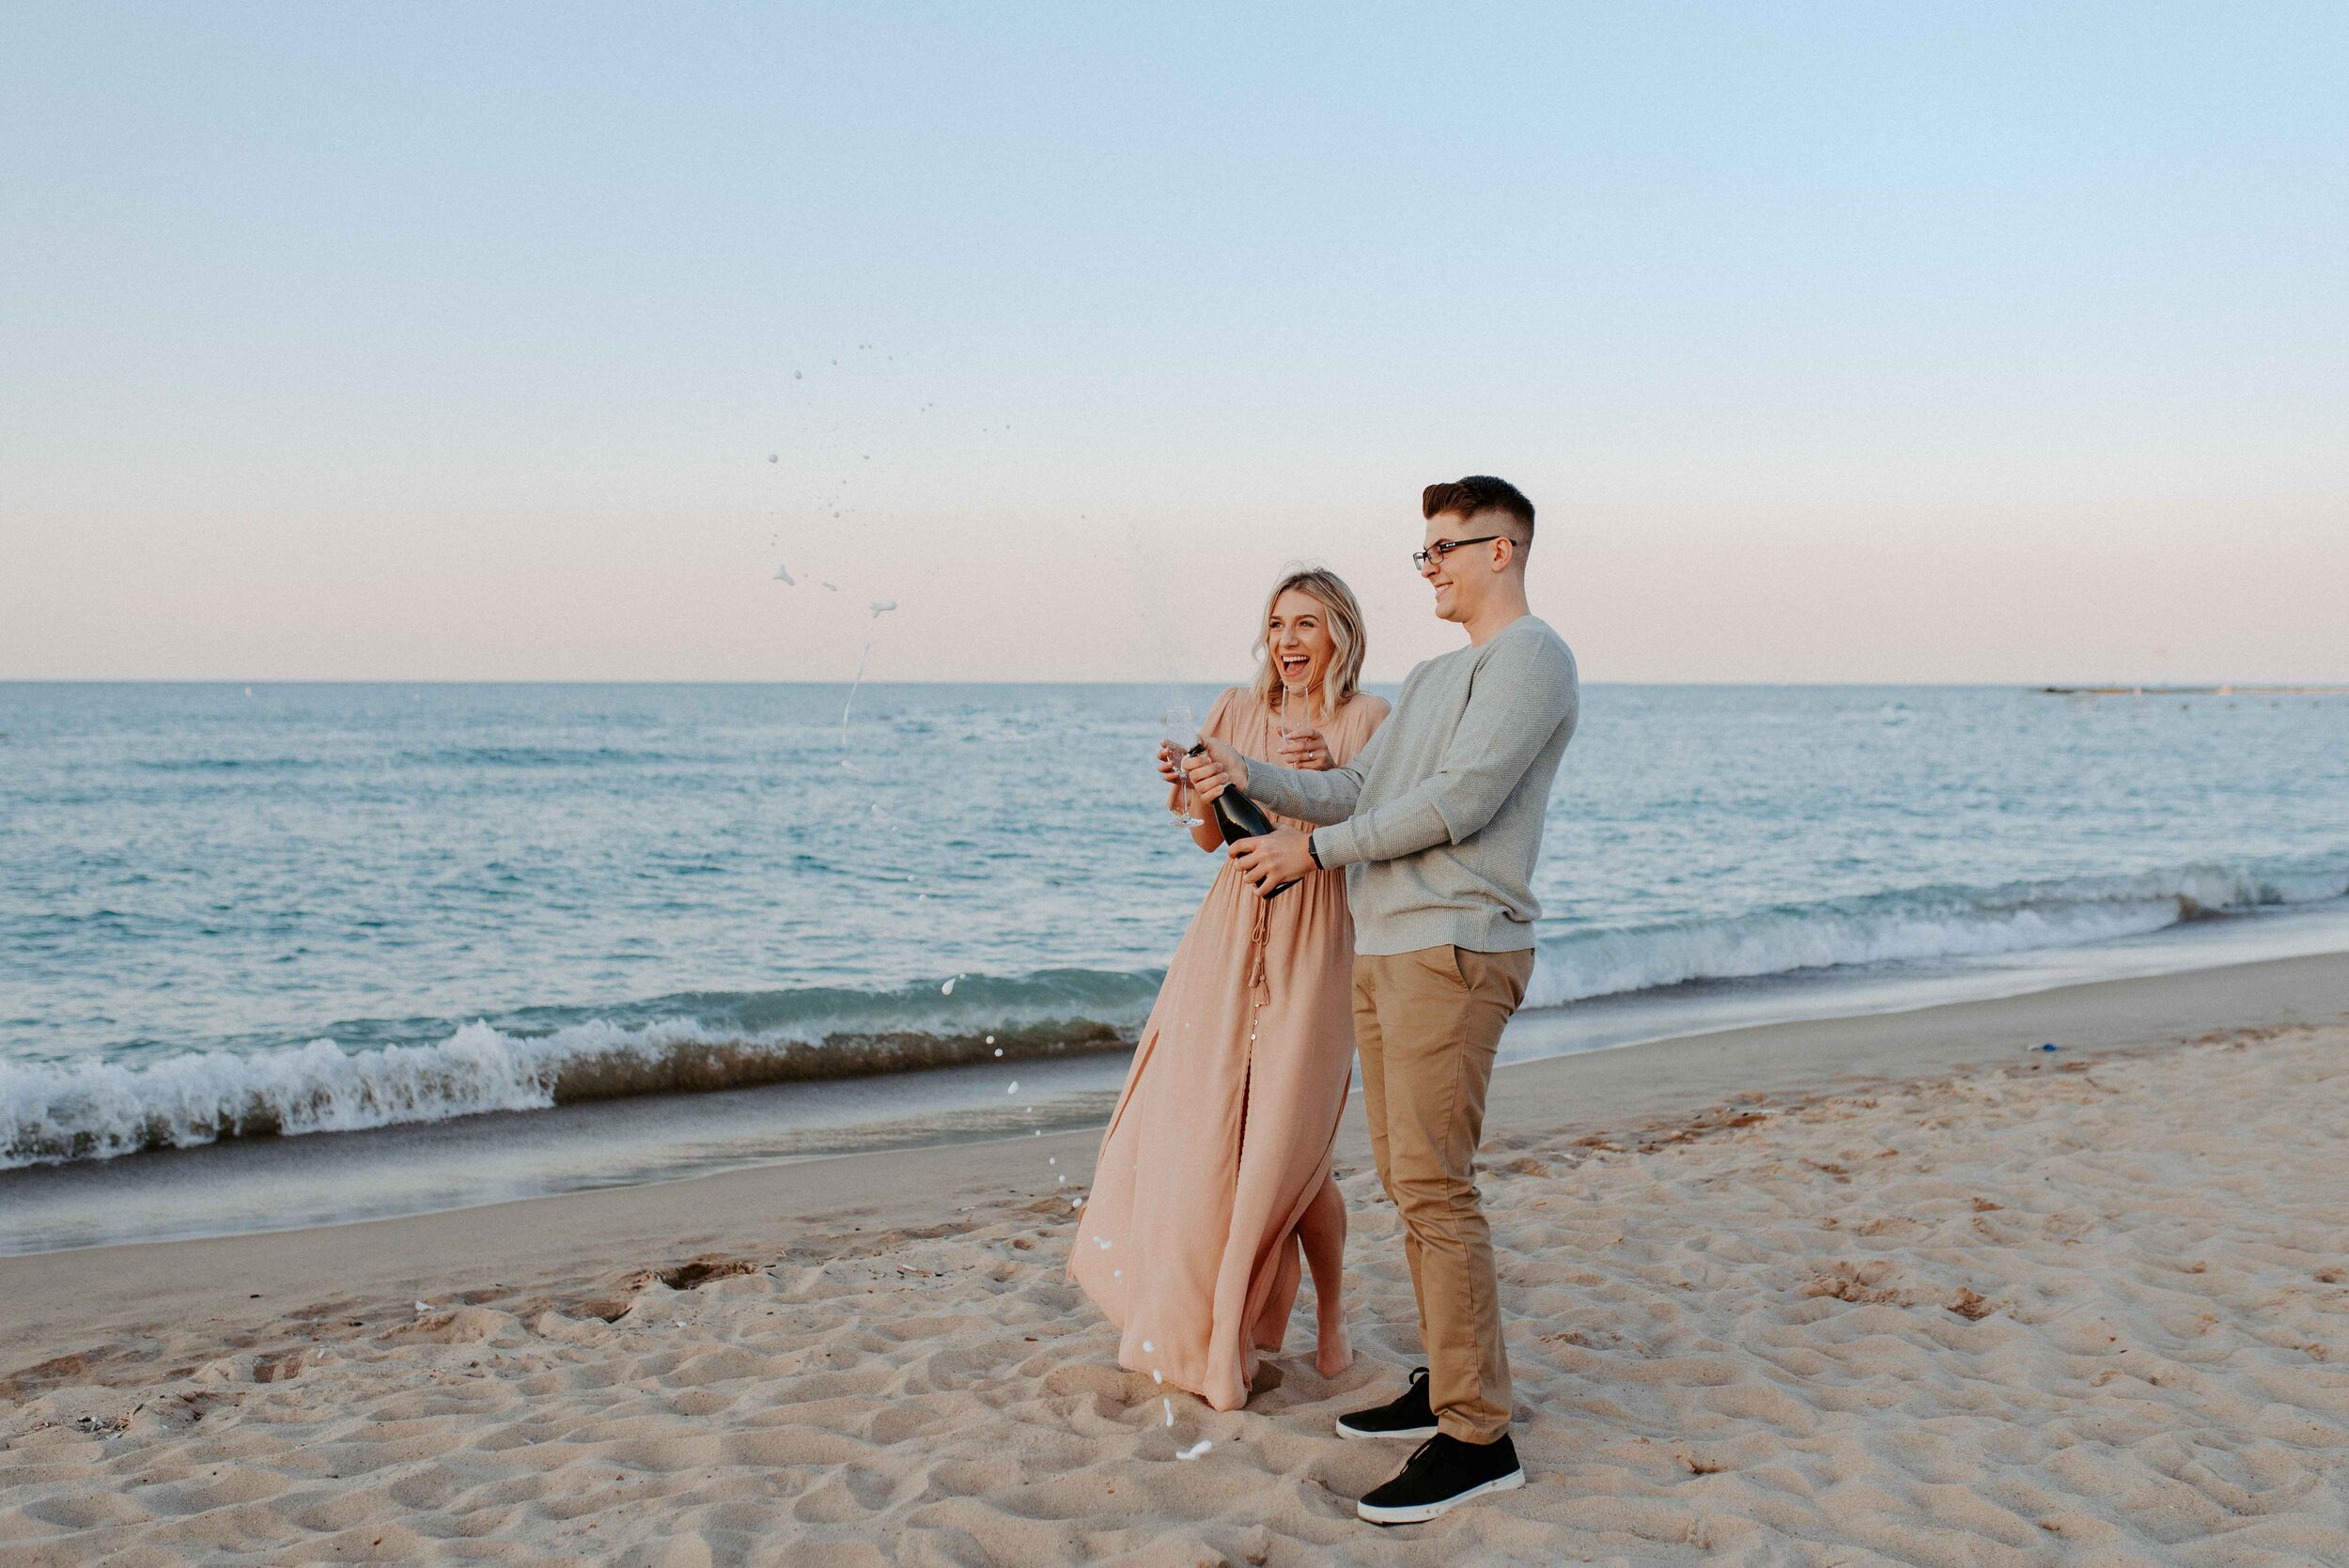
[1310,634,1577,870]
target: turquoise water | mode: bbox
[4,681,2346,1174]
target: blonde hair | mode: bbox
[1251,566,1367,718]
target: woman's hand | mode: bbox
[1276,724,1332,770]
[1156,740,1187,787]
[1182,737,1243,804]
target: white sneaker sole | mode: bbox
[1334,1418,1439,1441]
[1356,1467,1524,1525]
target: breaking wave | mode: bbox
[1,971,1160,1170]
[1524,860,2349,1009]
[6,858,2344,1171]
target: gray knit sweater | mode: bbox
[1243,615,1579,955]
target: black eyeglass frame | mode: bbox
[1410,535,1506,572]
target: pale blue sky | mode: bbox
[6,3,2343,682]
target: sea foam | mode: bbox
[0,1004,1141,1171]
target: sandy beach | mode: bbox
[5,953,2346,1566]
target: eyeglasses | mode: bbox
[1411,536,1504,573]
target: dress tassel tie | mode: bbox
[1246,894,1271,1008]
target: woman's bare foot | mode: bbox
[1315,1313,1354,1377]
[1299,1173,1352,1377]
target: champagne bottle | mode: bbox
[1188,744,1299,897]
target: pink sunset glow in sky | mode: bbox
[6,5,2343,686]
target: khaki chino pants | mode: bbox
[1351,944,1533,1444]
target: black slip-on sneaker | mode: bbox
[1356,1432,1524,1525]
[1333,1367,1436,1441]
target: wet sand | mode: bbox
[4,953,2346,1565]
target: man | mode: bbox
[1185,474,1578,1525]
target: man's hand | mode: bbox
[1229,827,1315,895]
[1183,737,1246,804]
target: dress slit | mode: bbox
[1068,686,1381,1410]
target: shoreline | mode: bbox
[7,949,2343,1363]
[11,894,2349,1259]
[4,952,2344,1562]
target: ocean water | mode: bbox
[4,681,2347,1241]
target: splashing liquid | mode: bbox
[838,640,873,741]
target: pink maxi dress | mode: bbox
[1071,686,1387,1409]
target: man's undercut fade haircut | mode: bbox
[1422,475,1535,548]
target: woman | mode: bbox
[1072,567,1389,1408]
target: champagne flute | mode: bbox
[1160,705,1203,826]
[1276,683,1314,769]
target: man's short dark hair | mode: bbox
[1422,475,1534,547]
